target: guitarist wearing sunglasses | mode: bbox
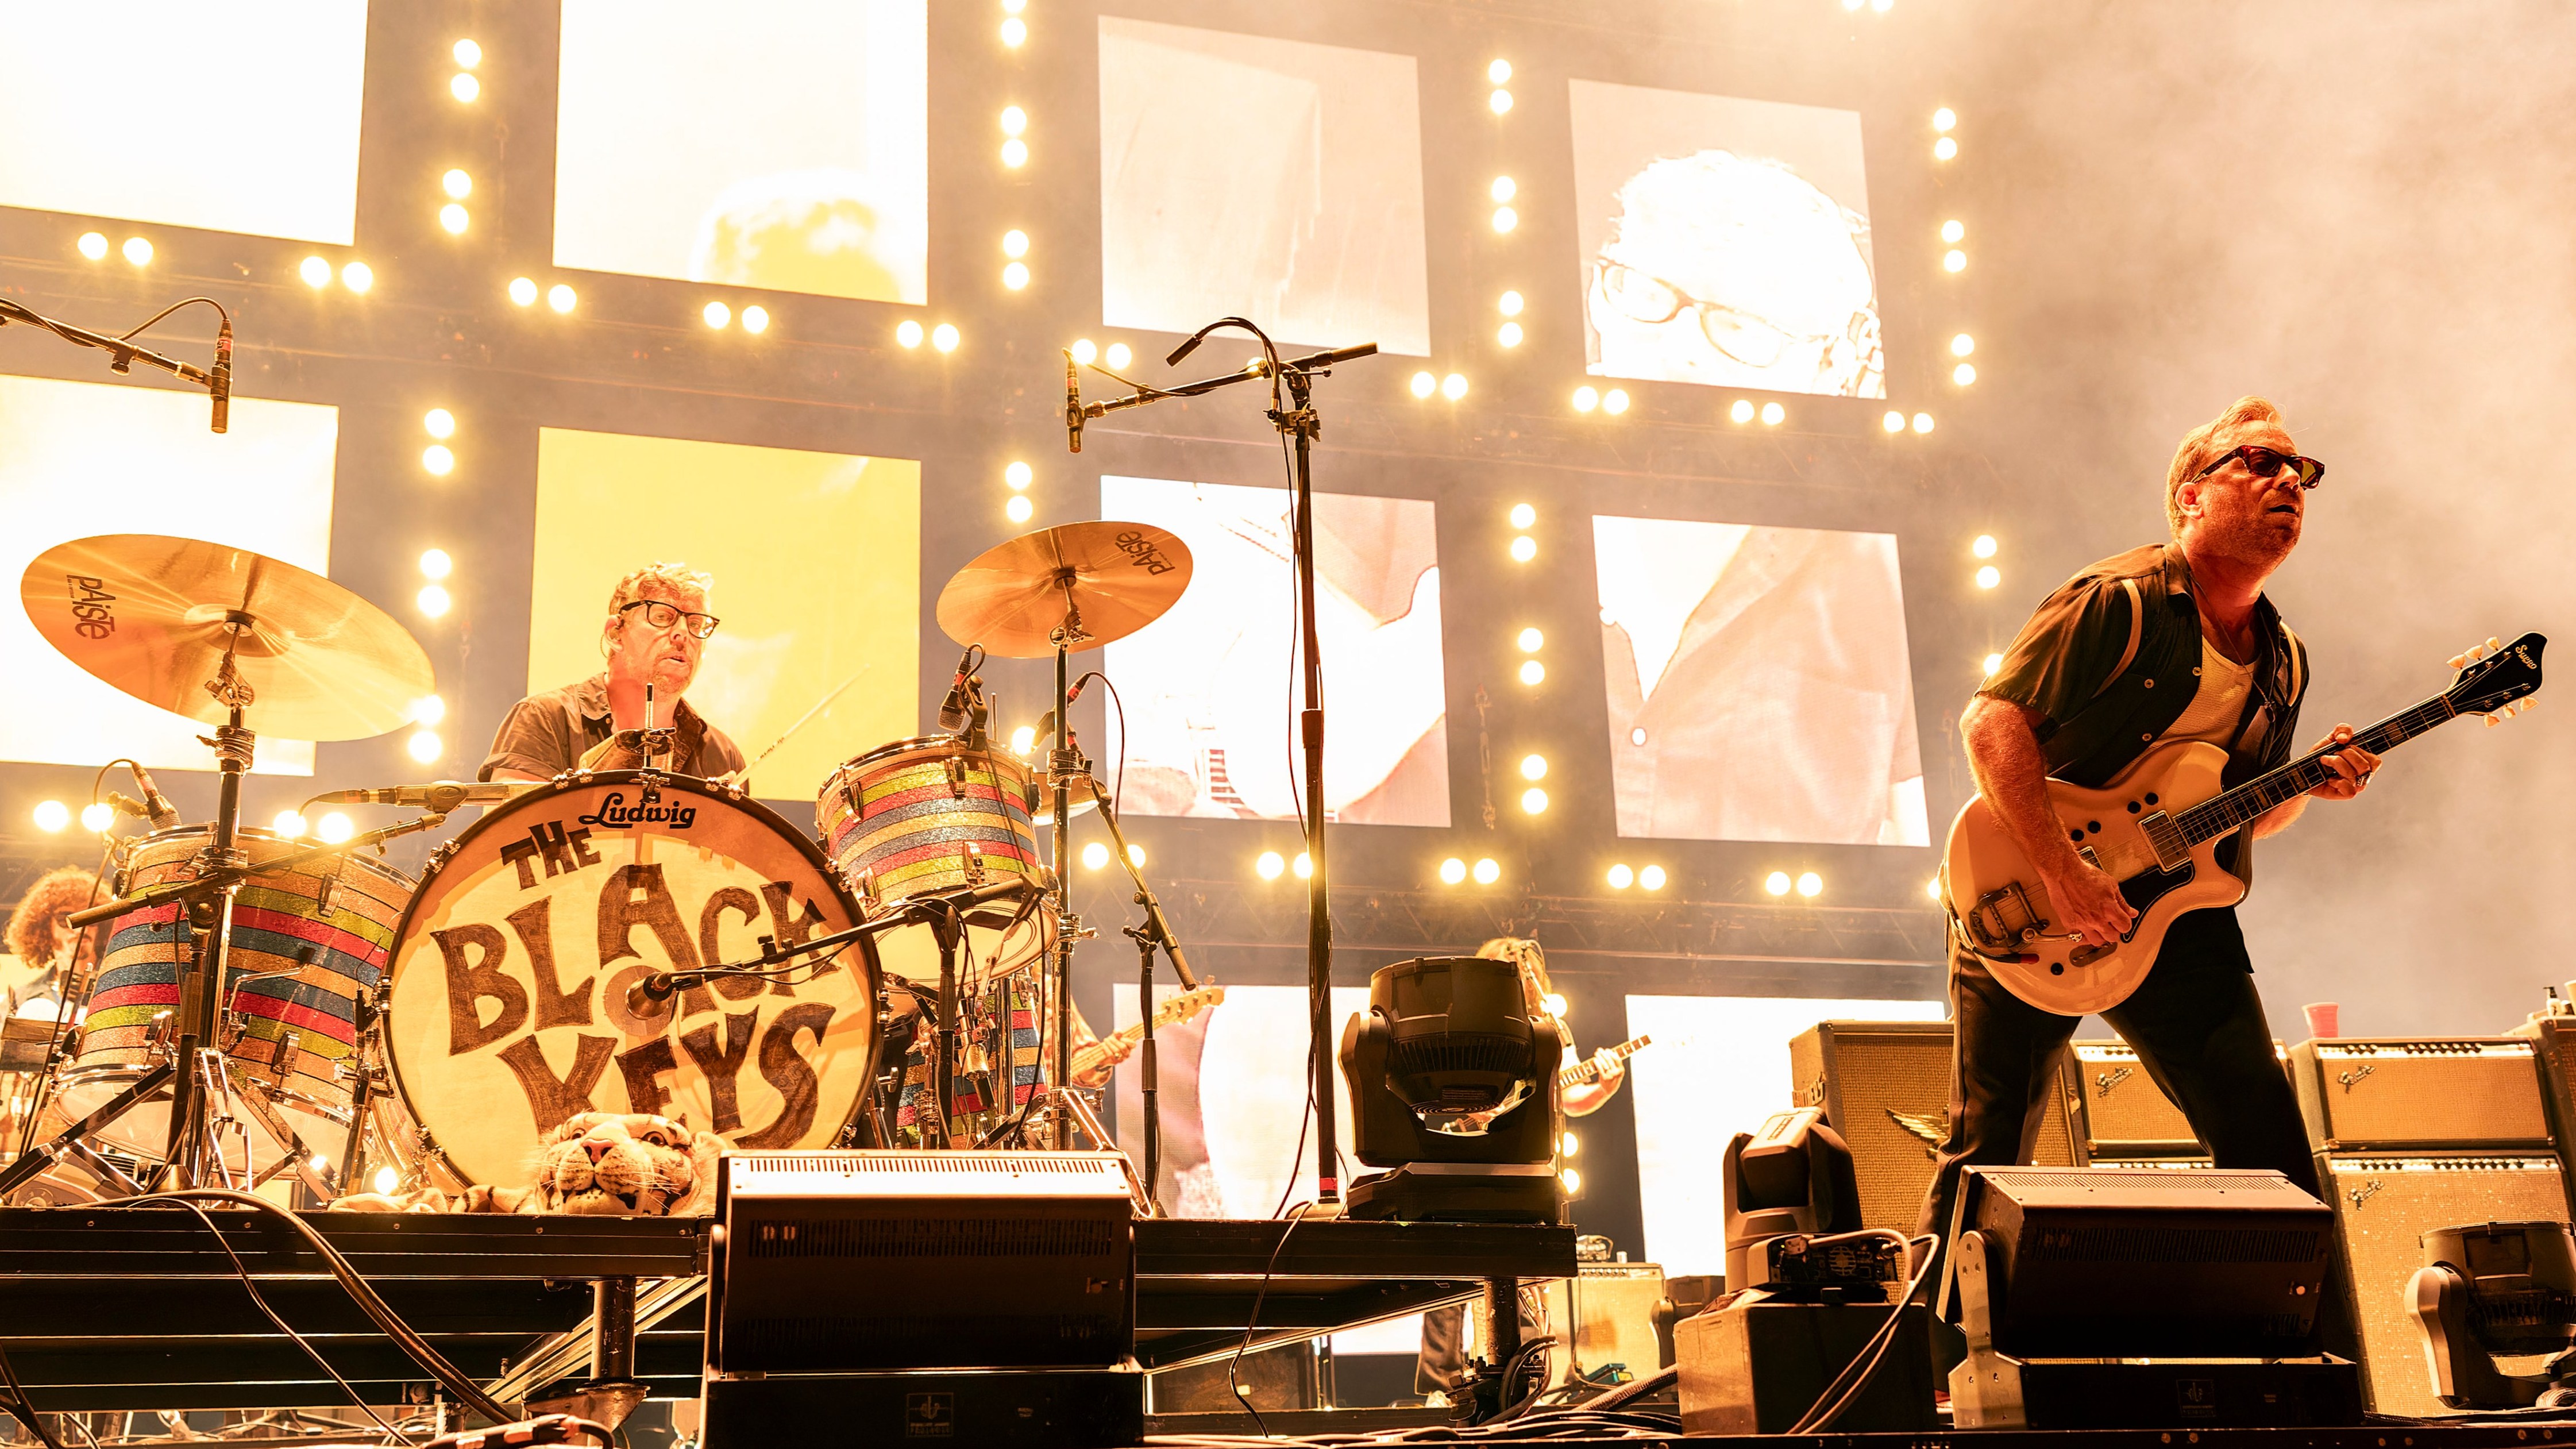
[1914,396,2380,1316]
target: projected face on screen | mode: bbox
[1594,515,1925,845]
[1102,478,1448,827]
[1571,82,1883,399]
[1097,18,1432,357]
[554,0,928,305]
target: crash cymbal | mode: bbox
[22,534,435,741]
[936,521,1192,657]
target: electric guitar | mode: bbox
[1562,1034,1650,1089]
[1069,984,1225,1079]
[1941,633,2543,1015]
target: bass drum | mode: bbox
[381,772,879,1191]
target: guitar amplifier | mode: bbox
[1788,1021,2077,1234]
[2315,1152,2571,1417]
[2511,1016,2576,1198]
[2290,1038,2550,1151]
[2069,1039,2288,1160]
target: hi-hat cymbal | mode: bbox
[22,534,436,741]
[936,521,1193,657]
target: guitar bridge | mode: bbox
[1961,881,2048,956]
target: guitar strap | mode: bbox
[2087,577,2147,702]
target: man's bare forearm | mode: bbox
[1960,697,2084,881]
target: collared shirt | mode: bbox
[477,674,747,784]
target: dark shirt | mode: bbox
[477,674,747,784]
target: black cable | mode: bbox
[1067,670,1127,815]
[114,298,228,344]
[0,1324,66,1449]
[1223,1200,1312,1436]
[1785,1231,1940,1434]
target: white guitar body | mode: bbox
[1941,739,2246,1016]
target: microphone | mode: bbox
[626,970,682,1018]
[209,315,232,434]
[938,646,978,733]
[310,781,518,811]
[1065,350,1085,454]
[126,762,182,829]
[103,791,156,821]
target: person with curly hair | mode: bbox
[5,865,103,1020]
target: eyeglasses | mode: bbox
[617,599,720,639]
[2195,445,2325,489]
[1591,259,1835,368]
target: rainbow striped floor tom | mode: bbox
[819,735,1048,915]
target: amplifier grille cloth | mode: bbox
[1795,1026,2074,1232]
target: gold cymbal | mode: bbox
[22,534,435,741]
[936,521,1193,657]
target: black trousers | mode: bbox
[1911,905,2321,1301]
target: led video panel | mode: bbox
[1594,514,1925,845]
[524,429,919,801]
[0,4,366,244]
[554,0,928,305]
[1101,476,1448,827]
[1626,993,1946,1274]
[1098,18,1432,356]
[1570,80,1883,399]
[0,375,336,774]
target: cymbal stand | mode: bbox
[1038,587,1094,1150]
[159,649,259,1186]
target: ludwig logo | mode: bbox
[64,573,116,640]
[577,792,698,830]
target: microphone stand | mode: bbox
[1068,323,1374,1209]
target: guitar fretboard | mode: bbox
[2163,695,2457,849]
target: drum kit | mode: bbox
[0,519,1205,1211]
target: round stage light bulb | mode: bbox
[1440,857,1467,885]
[1491,206,1517,234]
[1972,534,1997,558]
[1441,373,1468,400]
[1796,871,1823,898]
[419,548,453,579]
[1927,877,1944,901]
[1487,59,1512,84]
[1521,787,1548,814]
[1000,16,1027,46]
[1127,843,1146,868]
[703,300,731,329]
[1256,850,1285,880]
[1009,725,1035,756]
[318,813,354,844]
[408,730,442,763]
[1002,229,1029,259]
[1572,386,1601,413]
[1490,175,1517,203]
[1472,858,1501,885]
[1603,389,1630,415]
[1409,371,1436,399]
[1543,993,1567,1019]
[546,283,574,313]
[1002,0,1027,14]
[1764,870,1792,897]
[421,444,454,476]
[299,255,332,287]
[1081,841,1109,870]
[1498,290,1525,318]
[1976,565,2001,589]
[1934,107,1957,133]
[897,319,924,348]
[1730,398,1756,424]
[1105,342,1132,369]
[122,237,153,266]
[273,811,308,838]
[1519,659,1545,686]
[1883,410,1907,433]
[1005,495,1034,524]
[1292,851,1312,879]
[1000,138,1028,168]
[1509,503,1536,529]
[453,38,481,70]
[1560,1166,1582,1193]
[1639,864,1667,891]
[1607,864,1634,889]
[1002,261,1029,290]
[1761,401,1786,426]
[1954,363,1977,387]
[31,800,68,834]
[412,693,447,726]
[1070,338,1097,364]
[423,408,456,439]
[342,261,374,293]
[1943,249,1968,275]
[1843,0,1864,10]
[438,203,470,235]
[77,232,109,260]
[417,584,452,617]
[373,1165,400,1194]
[508,276,538,306]
[1489,88,1513,115]
[1934,136,1958,161]
[1872,0,1893,12]
[1000,106,1028,137]
[442,169,473,199]
[1983,652,2004,675]
[1497,321,1523,348]
[1517,627,1543,653]
[932,322,960,353]
[1942,221,1965,246]
[450,72,480,103]
[1913,412,1936,434]
[1951,333,1976,357]
[1560,1130,1580,1157]
[80,803,114,833]
[1509,535,1537,562]
[1005,461,1034,490]
[1520,754,1547,781]
[741,305,769,334]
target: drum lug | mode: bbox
[962,842,986,885]
[314,872,340,919]
[944,756,969,798]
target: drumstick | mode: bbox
[738,661,874,784]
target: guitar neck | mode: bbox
[2170,693,2457,847]
[1561,1035,1647,1087]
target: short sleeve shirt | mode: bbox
[477,675,748,784]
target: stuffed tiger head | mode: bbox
[513,1111,721,1216]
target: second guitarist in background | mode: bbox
[1915,396,2381,1302]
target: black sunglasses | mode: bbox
[2195,444,2324,489]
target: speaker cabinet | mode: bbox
[2315,1153,2571,1417]
[2292,1039,2550,1151]
[1788,1021,2076,1234]
[2513,1016,2576,1200]
[2069,1039,2289,1161]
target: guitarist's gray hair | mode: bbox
[2165,395,2286,535]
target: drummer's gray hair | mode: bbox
[606,562,713,619]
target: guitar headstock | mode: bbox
[2444,633,2545,723]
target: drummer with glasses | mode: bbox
[479,562,750,785]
